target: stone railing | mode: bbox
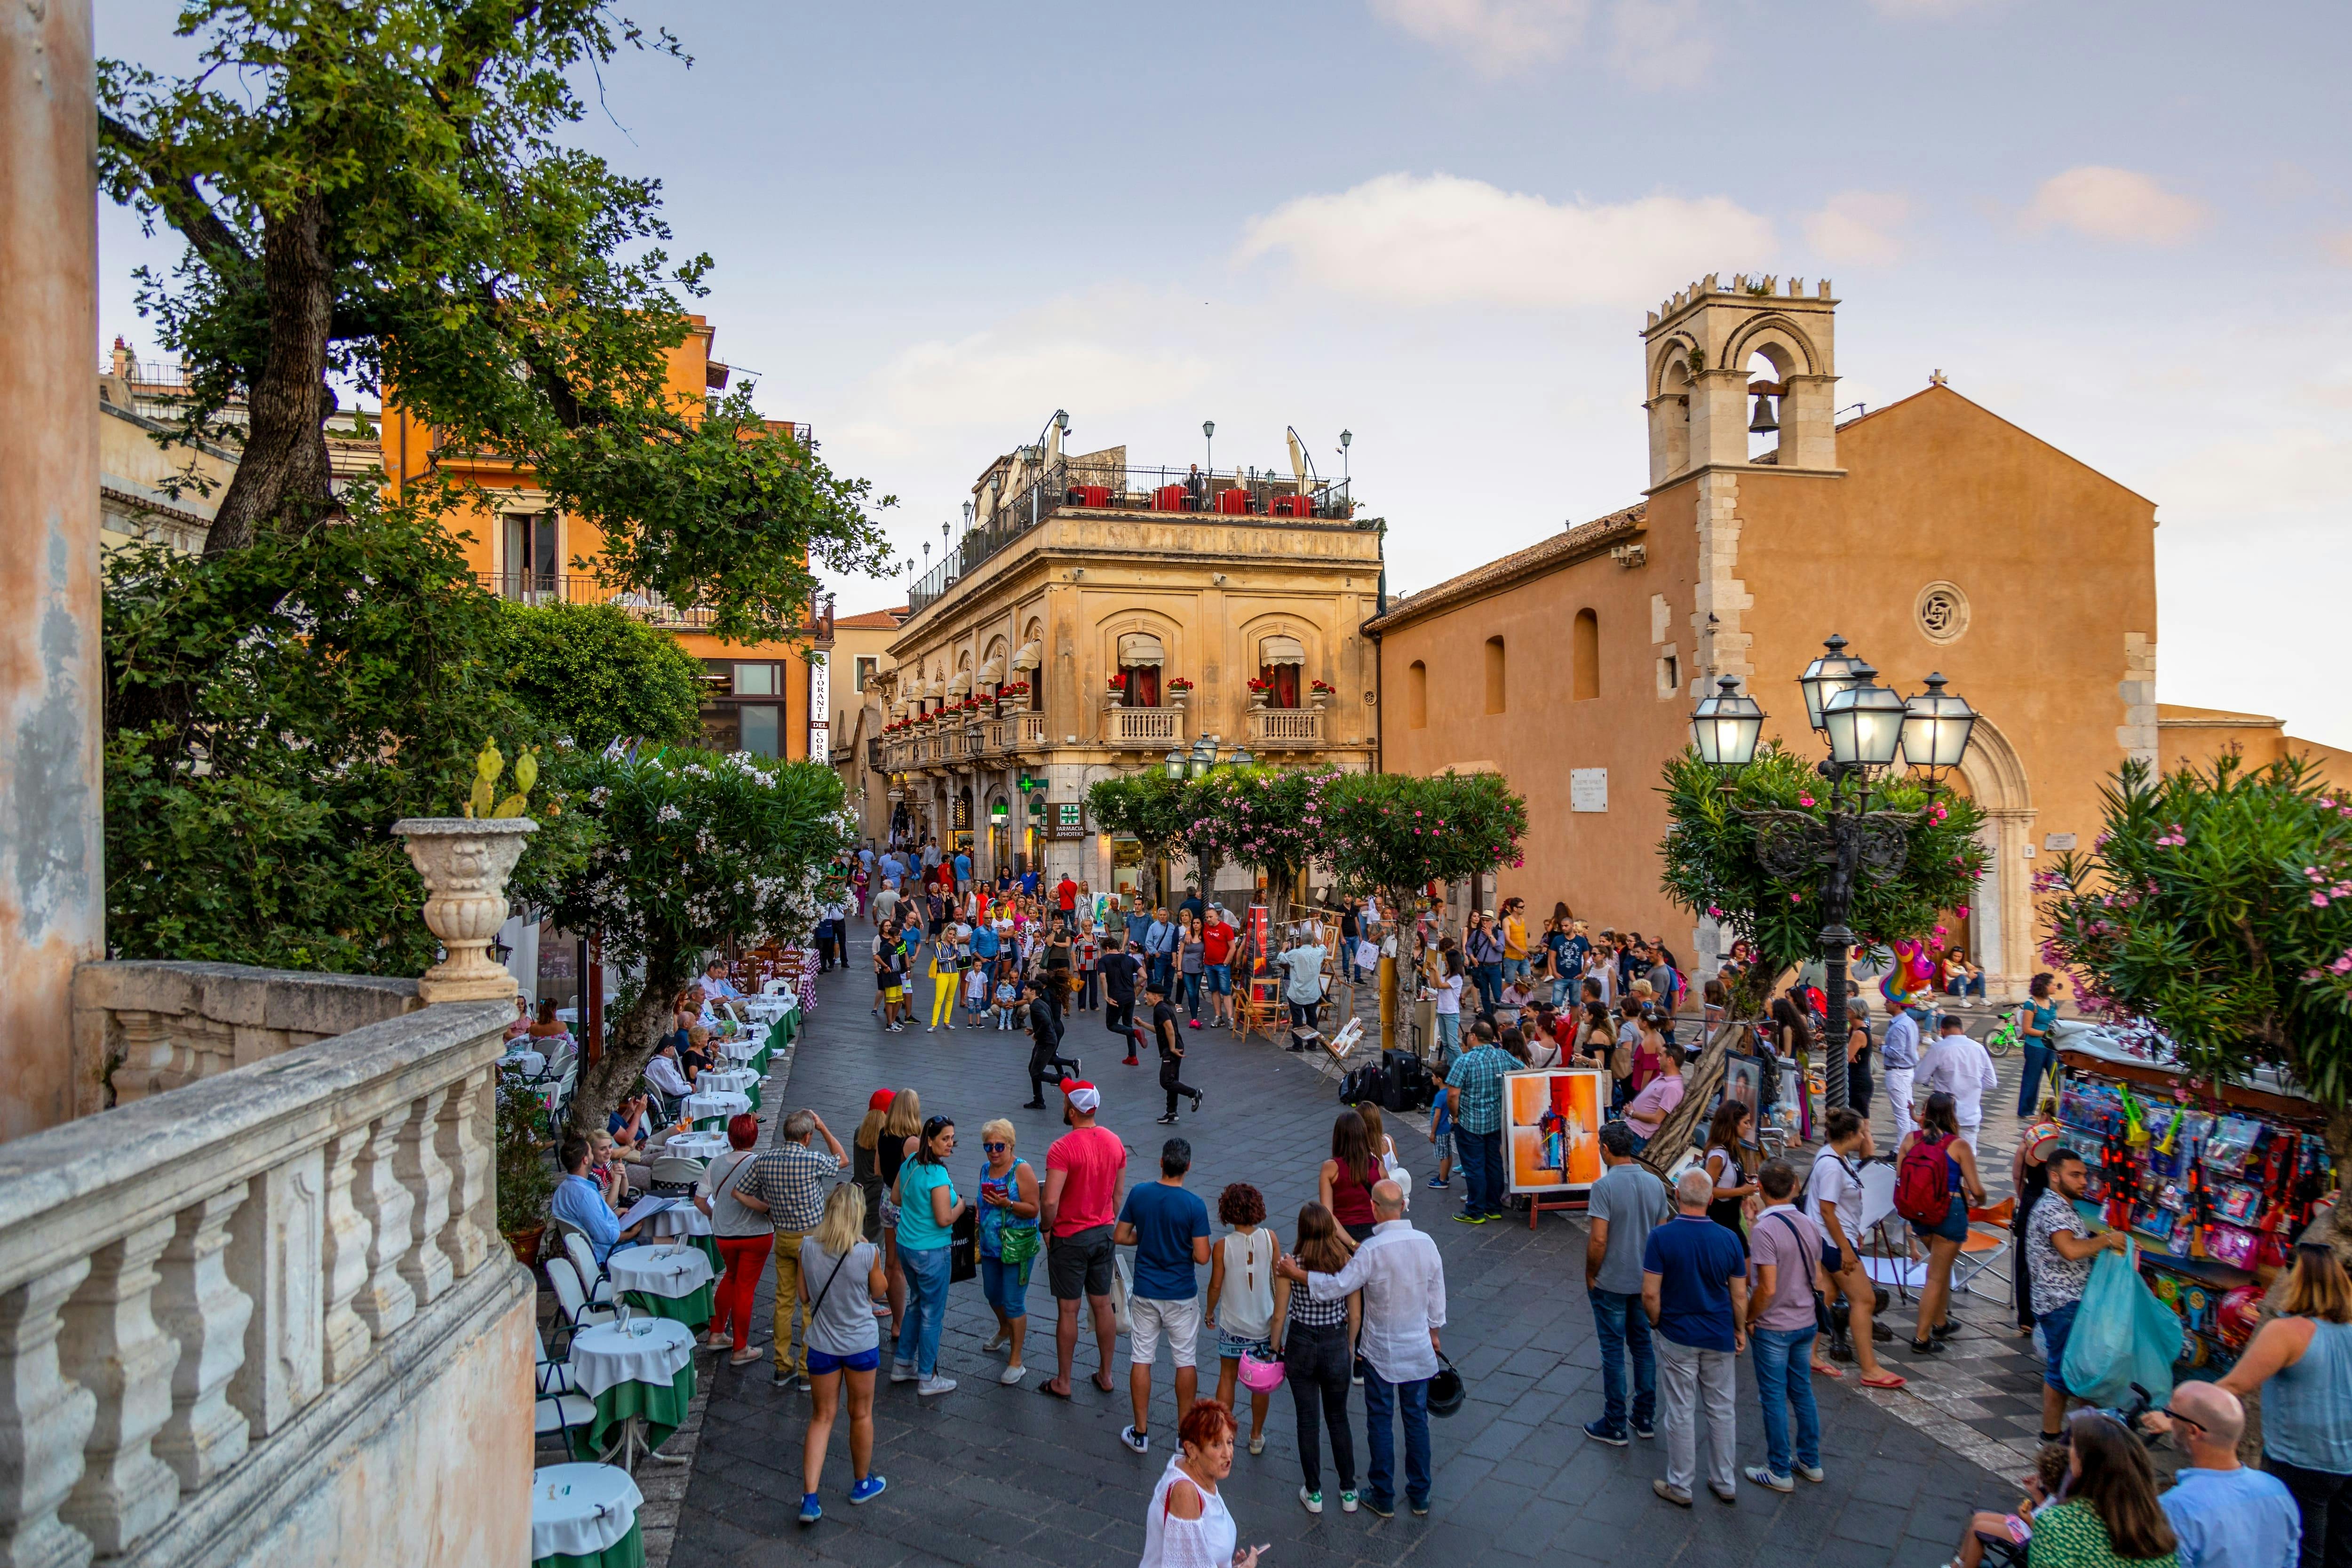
[1016,713,1048,751]
[72,962,425,1116]
[1247,707,1326,749]
[1105,706,1184,749]
[0,982,529,1567]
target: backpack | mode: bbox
[1894,1133,1954,1228]
[1339,1063,1386,1108]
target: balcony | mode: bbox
[1247,706,1327,750]
[1105,706,1184,750]
[477,573,834,641]
[908,462,1358,613]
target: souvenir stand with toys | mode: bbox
[2054,1028,2338,1373]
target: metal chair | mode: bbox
[546,1255,614,1348]
[535,1389,598,1461]
[646,1155,705,1198]
[556,1225,615,1309]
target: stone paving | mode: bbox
[652,957,2046,1568]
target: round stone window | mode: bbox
[1916,581,1970,645]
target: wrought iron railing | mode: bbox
[475,574,832,639]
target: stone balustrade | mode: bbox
[0,976,529,1567]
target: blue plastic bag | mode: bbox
[2061,1247,2183,1409]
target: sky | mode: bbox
[97,0,2352,746]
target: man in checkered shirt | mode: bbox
[737,1108,845,1387]
[1444,1022,1516,1224]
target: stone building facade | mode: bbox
[877,430,1383,896]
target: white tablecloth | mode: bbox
[745,997,794,1023]
[645,1202,712,1239]
[697,1067,756,1096]
[531,1463,641,1561]
[684,1090,749,1122]
[658,1131,728,1161]
[606,1243,715,1300]
[567,1319,692,1400]
[502,1049,546,1076]
[716,1038,759,1064]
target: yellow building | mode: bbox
[879,424,1382,896]
[826,604,910,846]
[378,315,831,759]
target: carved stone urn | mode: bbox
[390,817,537,1003]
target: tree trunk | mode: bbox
[1638,1016,1755,1181]
[569,953,685,1137]
[205,193,338,555]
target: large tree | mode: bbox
[1188,766,1342,928]
[2041,753,2352,1248]
[99,0,892,636]
[495,598,705,749]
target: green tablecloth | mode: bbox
[536,1518,644,1568]
[624,1282,714,1328]
[689,1234,719,1273]
[587,1360,696,1454]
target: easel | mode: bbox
[1525,1190,1589,1229]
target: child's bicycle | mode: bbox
[1982,1006,2022,1059]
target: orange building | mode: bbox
[379,314,833,760]
[1368,276,2320,1002]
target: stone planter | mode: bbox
[504,1224,546,1267]
[1248,689,1270,711]
[389,816,537,1003]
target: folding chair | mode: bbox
[557,1226,615,1309]
[535,1389,597,1461]
[534,1322,581,1397]
[546,1256,614,1352]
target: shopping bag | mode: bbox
[949,1207,978,1283]
[1110,1251,1133,1335]
[2061,1247,2181,1409]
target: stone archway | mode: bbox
[1952,715,2035,1002]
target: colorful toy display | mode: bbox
[1878,938,1938,1010]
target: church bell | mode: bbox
[1748,390,1779,434]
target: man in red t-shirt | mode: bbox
[1199,909,1237,1030]
[1055,875,1078,924]
[1041,1082,1128,1399]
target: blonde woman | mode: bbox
[878,1089,923,1335]
[974,1118,1041,1385]
[795,1184,889,1526]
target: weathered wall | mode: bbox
[0,0,102,1141]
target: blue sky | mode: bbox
[98,0,2352,743]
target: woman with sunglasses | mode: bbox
[2017,1411,2177,1567]
[890,1116,966,1397]
[2217,1242,2352,1568]
[975,1118,1041,1386]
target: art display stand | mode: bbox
[1505,1068,1609,1229]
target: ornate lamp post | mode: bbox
[1691,640,1978,1114]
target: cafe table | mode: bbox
[683,1089,749,1130]
[605,1242,715,1328]
[642,1194,719,1272]
[697,1066,759,1110]
[531,1462,643,1568]
[566,1316,696,1471]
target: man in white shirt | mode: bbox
[700,958,748,1024]
[1277,1182,1445,1519]
[1276,930,1328,1053]
[1878,997,1921,1137]
[1917,1016,1999,1151]
[643,1038,693,1115]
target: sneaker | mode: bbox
[1795,1463,1826,1484]
[1652,1480,1692,1508]
[1364,1496,1394,1519]
[1156,1113,1179,1125]
[1427,1176,1450,1189]
[1299,1488,1323,1516]
[889,1359,917,1384]
[1000,1363,1026,1385]
[1188,1019,1202,1030]
[915,1375,957,1396]
[1411,1500,1430,1516]
[1339,1491,1359,1513]
[849,1475,887,1506]
[1632,1419,1656,1441]
[798,1494,822,1525]
[1581,1418,1628,1447]
[1451,1211,1487,1226]
[1744,1465,1794,1494]
[1192,1091,1206,1112]
[1248,1431,1264,1456]
[1121,1425,1150,1455]
[1709,1485,1738,1505]
[797,1374,812,1392]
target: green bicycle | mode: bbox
[1982,1006,2021,1058]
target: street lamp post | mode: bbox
[1339,428,1351,483]
[1690,639,1978,1115]
[1203,420,1216,478]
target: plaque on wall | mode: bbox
[2043,832,2077,851]
[1570,769,1608,813]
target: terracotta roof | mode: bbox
[835,606,911,630]
[1365,502,1645,634]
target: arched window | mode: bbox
[1020,620,1045,711]
[1573,610,1599,700]
[1407,660,1427,729]
[1484,637,1505,715]
[1259,634,1305,709]
[1118,632,1163,708]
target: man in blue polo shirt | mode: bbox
[1642,1169,1749,1508]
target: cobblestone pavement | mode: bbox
[666,959,2037,1568]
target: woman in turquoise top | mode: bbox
[2219,1242,2352,1568]
[974,1117,1041,1385]
[2017,972,2063,1117]
[891,1116,965,1394]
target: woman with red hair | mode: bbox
[1138,1400,1265,1568]
[697,1114,769,1365]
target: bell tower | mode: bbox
[1641,274,1840,489]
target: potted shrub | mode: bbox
[1310,678,1335,709]
[1166,676,1193,710]
[495,1077,558,1265]
[1246,677,1272,710]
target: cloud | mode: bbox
[844,328,1212,457]
[2022,166,2208,246]
[1607,0,1710,88]
[1238,173,1773,308]
[2323,231,2352,266]
[1803,190,1911,265]
[1864,0,2001,14]
[1368,0,1591,73]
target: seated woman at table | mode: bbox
[504,995,532,1043]
[525,998,571,1042]
[681,1025,717,1084]
[552,1136,649,1266]
[586,1129,631,1209]
[609,1092,653,1155]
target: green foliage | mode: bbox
[495,1078,558,1237]
[494,598,704,748]
[99,0,894,623]
[1320,771,1530,902]
[1658,744,1988,1013]
[103,490,593,972]
[1187,767,1341,898]
[1086,772,1195,862]
[2041,754,2352,1118]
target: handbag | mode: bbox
[1110,1251,1134,1335]
[1767,1211,1833,1335]
[949,1205,979,1283]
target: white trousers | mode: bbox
[1882,1067,1916,1137]
[1658,1335,1737,1497]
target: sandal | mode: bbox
[1038,1379,1074,1401]
[1092,1371,1117,1394]
[1809,1361,1844,1378]
[1859,1371,1908,1390]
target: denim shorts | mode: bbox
[2038,1299,2078,1390]
[1216,1331,1274,1363]
[1204,964,1232,995]
[808,1346,881,1376]
[1910,1192,1967,1244]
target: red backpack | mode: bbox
[1894,1133,1954,1227]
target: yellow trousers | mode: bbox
[770,1228,810,1375]
[931,975,958,1027]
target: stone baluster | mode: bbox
[226,1151,326,1439]
[56,1219,181,1555]
[351,1106,418,1341]
[318,1128,374,1385]
[151,1187,253,1493]
[0,1258,97,1568]
[436,1069,494,1282]
[393,1087,454,1308]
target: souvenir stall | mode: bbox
[2053,1035,2338,1372]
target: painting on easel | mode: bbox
[1505,1070,1606,1193]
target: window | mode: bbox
[1118,632,1163,708]
[1658,653,1679,697]
[501,512,557,594]
[854,656,878,691]
[1407,660,1427,729]
[739,704,780,758]
[734,662,778,697]
[1484,637,1505,715]
[1259,634,1304,710]
[1573,611,1599,700]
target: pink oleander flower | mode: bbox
[1798,795,1816,808]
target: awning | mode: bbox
[1117,633,1165,665]
[1011,640,1042,671]
[977,655,1005,684]
[925,674,945,698]
[1260,635,1305,664]
[946,672,971,697]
